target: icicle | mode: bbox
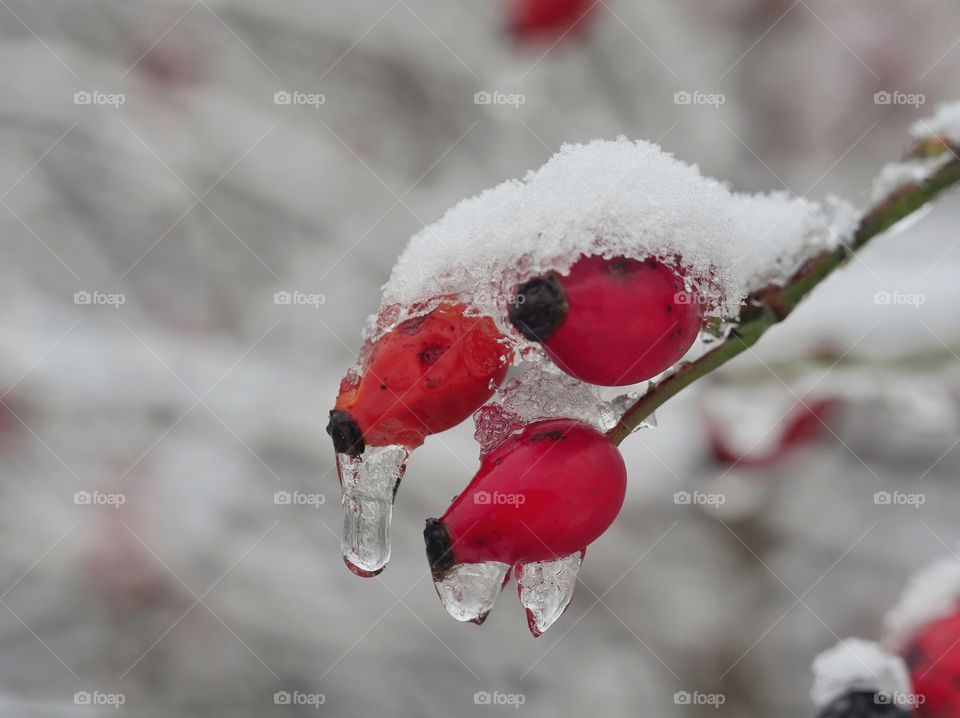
[434,561,511,624]
[516,550,584,637]
[337,445,409,577]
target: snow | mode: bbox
[380,138,739,331]
[884,554,960,650]
[810,639,911,707]
[378,138,858,341]
[911,101,960,146]
[864,101,960,205]
[870,155,954,203]
[727,192,857,290]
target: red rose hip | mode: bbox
[330,302,511,579]
[509,255,703,386]
[426,418,626,570]
[904,606,960,718]
[424,418,626,631]
[328,303,511,456]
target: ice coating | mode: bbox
[911,101,960,146]
[517,550,584,637]
[810,639,911,708]
[883,554,960,651]
[434,561,511,624]
[473,363,643,453]
[727,192,857,291]
[338,445,408,576]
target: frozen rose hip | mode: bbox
[328,303,511,456]
[509,255,703,386]
[424,418,626,574]
[904,606,960,718]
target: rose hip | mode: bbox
[509,255,703,386]
[424,418,626,576]
[328,303,511,456]
[904,606,960,718]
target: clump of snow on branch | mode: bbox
[870,155,954,204]
[868,102,960,203]
[376,138,857,344]
[727,192,857,290]
[911,101,960,146]
[810,639,911,707]
[883,553,960,650]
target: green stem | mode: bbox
[606,151,960,446]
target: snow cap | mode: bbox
[727,191,856,291]
[376,138,857,342]
[381,138,740,331]
[870,154,954,204]
[810,639,911,708]
[884,554,960,651]
[911,101,960,146]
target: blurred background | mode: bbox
[2,0,960,716]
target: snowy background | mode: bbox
[2,1,960,716]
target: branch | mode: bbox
[606,146,960,446]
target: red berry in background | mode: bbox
[328,303,511,456]
[707,396,839,467]
[424,418,626,575]
[509,255,703,386]
[508,0,597,42]
[903,606,960,718]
